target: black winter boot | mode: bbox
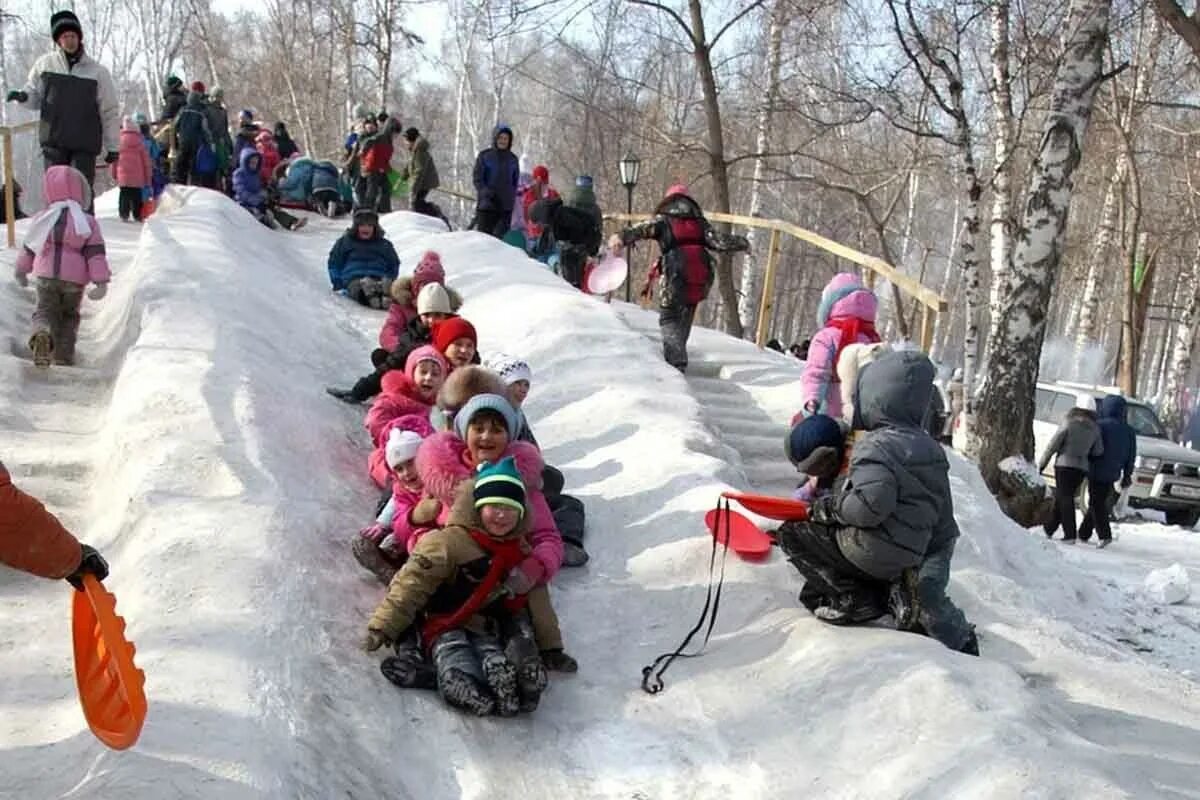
[540,648,578,673]
[480,653,520,717]
[351,536,399,585]
[888,568,922,632]
[439,669,495,716]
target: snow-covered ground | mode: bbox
[2,188,1199,798]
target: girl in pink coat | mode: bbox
[255,130,281,181]
[796,272,880,424]
[13,166,110,368]
[113,117,152,222]
[365,346,448,487]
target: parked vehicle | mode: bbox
[1034,382,1200,528]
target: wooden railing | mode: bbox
[605,211,948,352]
[1,121,38,248]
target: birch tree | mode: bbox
[737,0,787,336]
[985,0,1014,352]
[972,0,1116,486]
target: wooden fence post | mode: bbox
[3,129,14,249]
[920,304,935,353]
[755,226,783,347]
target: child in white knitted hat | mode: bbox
[486,353,537,445]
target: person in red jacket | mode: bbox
[0,459,108,587]
[521,165,558,249]
[359,115,398,213]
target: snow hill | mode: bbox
[2,188,1199,799]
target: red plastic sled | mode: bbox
[721,491,810,522]
[705,507,773,559]
[72,574,147,750]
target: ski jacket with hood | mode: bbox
[174,92,212,147]
[0,460,83,580]
[233,149,266,208]
[16,166,109,287]
[472,124,520,212]
[1092,395,1137,484]
[828,350,959,581]
[416,432,564,589]
[18,45,120,156]
[1038,405,1103,474]
[799,273,880,423]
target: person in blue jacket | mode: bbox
[328,209,400,308]
[471,123,519,238]
[1079,394,1137,547]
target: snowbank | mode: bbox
[2,191,1199,798]
[1145,564,1192,605]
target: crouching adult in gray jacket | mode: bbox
[777,349,977,655]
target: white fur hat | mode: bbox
[838,342,893,426]
[416,283,452,315]
[385,428,424,468]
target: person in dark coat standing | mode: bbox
[1038,393,1103,543]
[1079,395,1136,547]
[402,127,450,227]
[471,123,519,238]
[205,87,234,190]
[173,90,212,186]
[157,75,187,123]
[611,184,748,372]
[6,10,120,204]
[274,122,300,161]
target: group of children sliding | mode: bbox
[324,221,584,716]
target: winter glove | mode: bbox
[359,522,388,543]
[1120,476,1132,489]
[363,629,390,653]
[503,565,537,597]
[66,545,109,591]
[6,90,27,103]
[409,497,441,526]
[13,268,28,288]
[104,151,119,165]
[87,283,108,301]
[807,494,841,527]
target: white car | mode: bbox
[1033,382,1200,528]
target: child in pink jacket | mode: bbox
[113,116,152,222]
[13,166,110,368]
[795,272,879,424]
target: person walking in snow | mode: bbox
[1037,393,1103,543]
[610,184,748,373]
[471,124,520,238]
[327,209,401,308]
[172,88,213,186]
[400,127,450,228]
[776,351,977,655]
[796,273,881,424]
[1,459,109,589]
[1078,395,1136,547]
[6,10,120,204]
[526,176,604,289]
[12,166,110,368]
[113,117,153,222]
[354,115,398,213]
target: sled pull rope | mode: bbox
[640,497,732,695]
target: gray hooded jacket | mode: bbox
[832,350,959,580]
[1037,407,1102,473]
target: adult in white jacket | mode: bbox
[5,11,119,203]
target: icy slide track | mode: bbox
[1,187,1198,799]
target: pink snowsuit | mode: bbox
[416,431,564,588]
[796,273,878,424]
[114,126,153,188]
[16,167,110,287]
[389,483,435,553]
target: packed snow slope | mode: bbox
[2,188,1199,799]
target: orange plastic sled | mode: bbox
[72,574,147,750]
[705,507,773,559]
[721,491,810,522]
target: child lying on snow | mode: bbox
[775,350,978,656]
[364,456,556,715]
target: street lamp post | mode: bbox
[618,153,640,302]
